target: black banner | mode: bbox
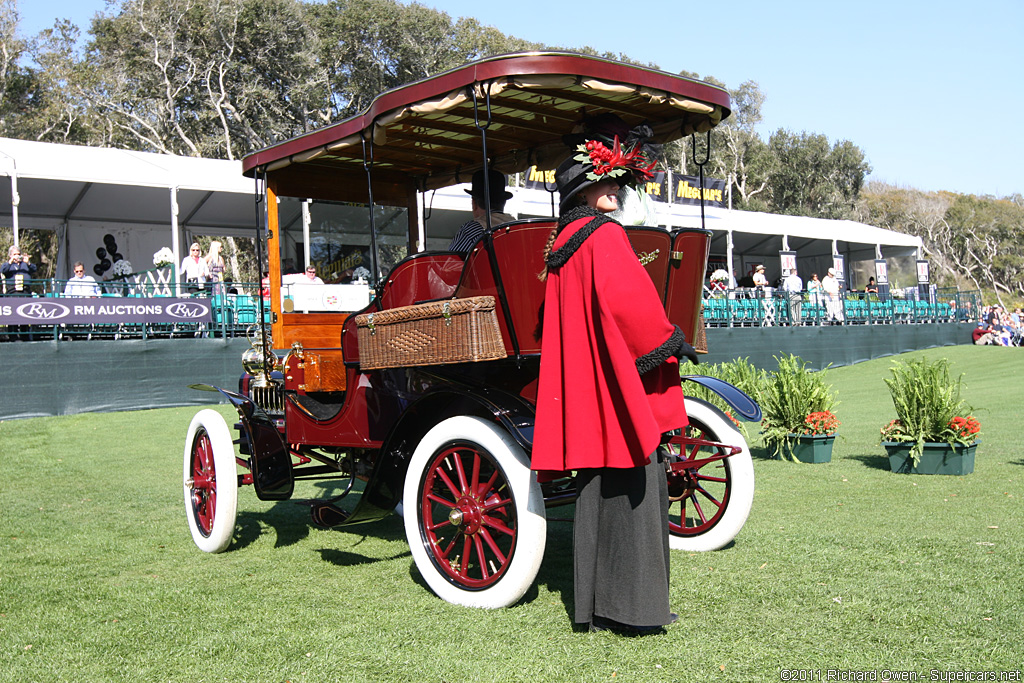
[665,174,726,208]
[1,297,213,325]
[523,167,726,208]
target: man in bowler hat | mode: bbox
[447,169,516,252]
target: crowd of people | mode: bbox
[972,305,1023,346]
[708,265,867,326]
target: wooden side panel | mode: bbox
[267,179,284,347]
[299,349,347,393]
[279,313,348,349]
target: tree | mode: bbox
[858,182,1024,302]
[857,182,956,285]
[311,0,537,119]
[942,194,1024,305]
[766,129,871,219]
[84,0,324,159]
[24,20,99,144]
[0,0,36,138]
[715,80,773,211]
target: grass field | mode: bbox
[1,346,1022,682]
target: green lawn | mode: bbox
[1,346,1021,682]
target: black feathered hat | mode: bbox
[555,114,659,212]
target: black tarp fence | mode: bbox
[1,338,249,420]
[0,323,973,420]
[700,322,973,370]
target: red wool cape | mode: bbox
[531,216,688,474]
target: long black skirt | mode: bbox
[573,450,671,627]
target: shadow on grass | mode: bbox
[317,547,410,567]
[847,452,893,471]
[532,517,575,617]
[234,504,312,551]
[232,480,408,552]
[400,516,576,612]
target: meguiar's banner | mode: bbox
[524,167,726,208]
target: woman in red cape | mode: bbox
[533,117,697,633]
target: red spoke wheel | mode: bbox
[183,409,237,553]
[404,416,545,608]
[665,398,754,552]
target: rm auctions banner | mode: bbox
[0,297,213,325]
[523,167,726,208]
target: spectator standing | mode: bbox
[3,245,37,295]
[808,273,823,307]
[822,267,844,324]
[205,241,226,295]
[180,243,209,293]
[752,264,768,290]
[2,245,38,341]
[782,269,803,326]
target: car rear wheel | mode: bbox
[403,416,546,608]
[665,398,755,552]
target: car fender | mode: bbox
[680,375,762,422]
[189,384,293,500]
[341,386,536,525]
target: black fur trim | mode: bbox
[545,206,621,270]
[635,326,686,375]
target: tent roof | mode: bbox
[423,183,922,259]
[0,137,255,230]
[1,137,920,262]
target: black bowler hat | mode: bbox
[465,169,513,205]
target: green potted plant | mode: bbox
[760,354,840,463]
[880,357,981,475]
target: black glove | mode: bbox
[674,338,699,365]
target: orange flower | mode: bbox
[804,410,840,436]
[947,415,981,439]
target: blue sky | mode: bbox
[17,0,1023,198]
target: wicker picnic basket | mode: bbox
[354,296,507,370]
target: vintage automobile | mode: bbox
[183,51,760,609]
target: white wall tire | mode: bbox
[183,409,238,553]
[403,416,546,609]
[666,398,755,552]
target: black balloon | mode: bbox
[96,247,107,259]
[100,258,111,272]
[104,233,117,247]
[113,253,123,262]
[93,264,104,276]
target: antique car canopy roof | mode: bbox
[242,51,731,195]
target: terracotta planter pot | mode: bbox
[882,440,979,475]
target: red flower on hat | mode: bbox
[574,136,656,184]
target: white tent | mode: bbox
[0,137,256,280]
[2,137,922,288]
